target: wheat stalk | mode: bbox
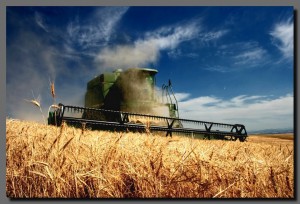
[5,119,295,198]
[49,78,55,99]
[24,99,41,108]
[49,78,56,106]
[24,90,46,124]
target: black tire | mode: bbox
[239,136,246,142]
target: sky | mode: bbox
[6,6,294,132]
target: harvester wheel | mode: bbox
[231,136,237,141]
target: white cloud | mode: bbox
[270,18,293,59]
[145,21,200,49]
[174,93,191,101]
[205,41,269,72]
[177,94,293,131]
[168,49,199,59]
[94,7,129,41]
[179,96,221,108]
[199,29,229,42]
[95,21,200,70]
[67,7,129,50]
[231,42,268,67]
[233,48,266,65]
[34,12,49,32]
[203,65,230,73]
[167,29,228,59]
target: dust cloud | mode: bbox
[102,68,171,117]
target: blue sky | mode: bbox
[6,6,294,131]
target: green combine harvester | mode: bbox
[48,68,247,141]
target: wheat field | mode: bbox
[6,119,294,198]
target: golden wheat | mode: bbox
[50,79,55,99]
[6,119,294,198]
[24,99,41,108]
[24,93,46,124]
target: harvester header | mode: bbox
[48,67,248,141]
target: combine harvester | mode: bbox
[48,68,248,142]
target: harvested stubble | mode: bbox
[6,119,294,198]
